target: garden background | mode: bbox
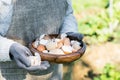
[63,0,120,80]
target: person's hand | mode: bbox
[66,32,84,41]
[10,43,50,72]
[27,61,50,75]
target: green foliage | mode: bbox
[77,10,112,44]
[72,0,120,44]
[72,0,108,14]
[94,64,120,80]
[114,1,120,20]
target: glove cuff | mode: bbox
[0,36,15,61]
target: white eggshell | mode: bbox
[61,33,67,39]
[49,49,64,55]
[34,40,39,48]
[39,34,45,40]
[55,38,61,42]
[29,52,41,66]
[72,43,81,51]
[62,46,73,53]
[46,41,57,50]
[29,56,35,66]
[71,40,81,45]
[57,41,63,49]
[42,50,49,53]
[39,39,48,45]
[63,38,71,46]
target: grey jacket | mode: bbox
[0,0,77,36]
[0,0,78,80]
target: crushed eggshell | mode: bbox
[45,40,57,50]
[57,41,63,49]
[33,40,39,48]
[72,43,81,51]
[49,49,64,55]
[39,34,45,40]
[63,38,71,46]
[29,52,41,66]
[42,50,49,53]
[37,44,46,52]
[55,38,61,42]
[62,46,73,54]
[71,40,81,45]
[34,33,82,55]
[43,35,51,40]
[60,33,67,39]
[39,39,48,45]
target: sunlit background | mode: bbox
[63,0,120,80]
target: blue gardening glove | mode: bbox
[10,43,50,72]
[66,32,84,41]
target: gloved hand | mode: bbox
[27,61,50,75]
[66,32,84,41]
[10,43,50,72]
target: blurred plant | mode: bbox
[72,0,108,14]
[113,1,120,20]
[72,0,120,44]
[77,10,112,44]
[93,64,120,80]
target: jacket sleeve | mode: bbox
[0,0,15,62]
[60,0,78,33]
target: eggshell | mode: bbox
[71,40,81,45]
[32,40,39,48]
[55,38,61,42]
[62,46,73,54]
[29,56,34,66]
[45,41,57,50]
[39,34,45,40]
[72,49,78,53]
[49,49,64,55]
[37,44,45,52]
[71,40,81,51]
[29,56,41,66]
[43,35,51,40]
[35,34,82,55]
[32,42,36,48]
[60,33,67,39]
[63,38,71,46]
[72,43,81,51]
[42,50,49,53]
[57,41,63,49]
[39,39,48,45]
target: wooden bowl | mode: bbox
[29,34,86,63]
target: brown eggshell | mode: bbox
[57,41,63,49]
[59,39,64,44]
[63,38,71,46]
[37,44,45,52]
